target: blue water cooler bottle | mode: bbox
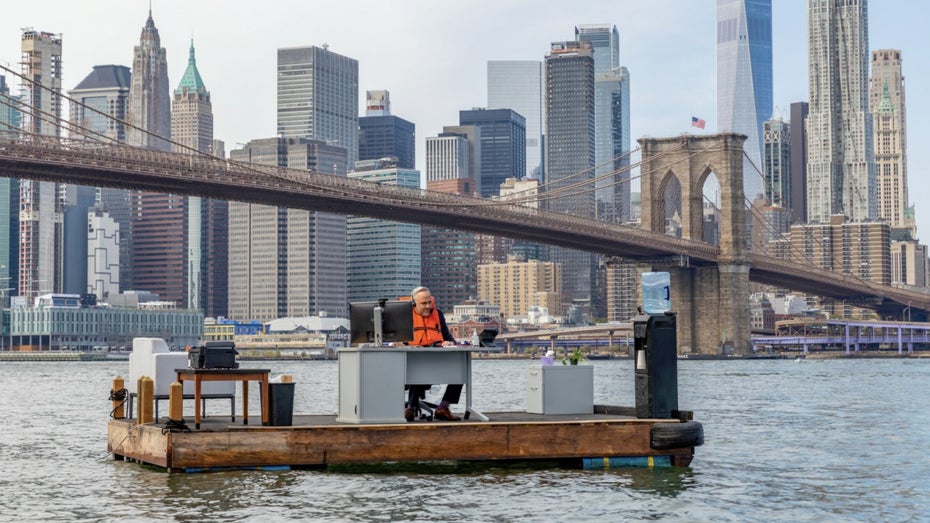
[641,272,671,314]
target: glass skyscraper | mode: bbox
[68,65,130,141]
[277,45,359,165]
[358,90,415,170]
[575,25,620,70]
[595,66,631,223]
[458,108,526,198]
[716,0,773,201]
[0,75,19,304]
[545,41,596,310]
[358,116,415,169]
[575,25,631,223]
[68,65,131,299]
[762,118,790,208]
[789,101,809,224]
[0,76,20,136]
[347,160,421,302]
[487,61,544,179]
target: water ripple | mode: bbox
[0,359,927,521]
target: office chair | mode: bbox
[406,385,437,421]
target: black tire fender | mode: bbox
[651,420,704,450]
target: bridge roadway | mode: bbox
[1,136,928,312]
[496,323,633,342]
[494,323,633,353]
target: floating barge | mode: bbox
[110,315,703,472]
[107,406,702,473]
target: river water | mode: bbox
[0,358,927,522]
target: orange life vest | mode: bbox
[411,303,444,347]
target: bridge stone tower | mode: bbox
[639,133,751,354]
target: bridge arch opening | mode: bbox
[656,170,682,238]
[698,169,721,246]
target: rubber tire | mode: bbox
[650,421,704,450]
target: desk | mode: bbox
[176,368,270,429]
[336,346,487,423]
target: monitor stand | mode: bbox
[372,305,384,345]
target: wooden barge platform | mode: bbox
[108,406,702,473]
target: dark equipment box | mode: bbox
[189,341,239,369]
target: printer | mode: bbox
[189,341,239,369]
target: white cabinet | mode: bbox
[526,364,594,415]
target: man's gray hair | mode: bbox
[411,286,430,300]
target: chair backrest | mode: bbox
[150,351,192,396]
[135,337,169,355]
[127,338,169,393]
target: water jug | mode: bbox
[642,271,671,314]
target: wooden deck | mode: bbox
[108,406,697,472]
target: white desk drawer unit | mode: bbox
[526,364,594,415]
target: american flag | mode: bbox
[691,116,706,129]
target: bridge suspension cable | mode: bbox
[444,143,683,209]
[2,60,716,244]
[0,62,227,159]
[738,149,887,297]
[3,60,645,229]
[3,59,920,311]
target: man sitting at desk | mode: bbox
[406,286,463,422]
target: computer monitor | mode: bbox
[349,299,414,345]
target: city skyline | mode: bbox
[1,1,928,233]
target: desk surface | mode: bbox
[339,346,474,354]
[176,368,270,375]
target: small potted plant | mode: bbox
[561,347,585,366]
[528,347,594,415]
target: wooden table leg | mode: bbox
[261,374,269,426]
[242,379,249,425]
[194,377,202,429]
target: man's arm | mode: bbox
[437,310,456,344]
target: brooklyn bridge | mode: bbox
[0,131,927,354]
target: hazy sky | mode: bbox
[2,0,929,235]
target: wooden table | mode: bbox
[176,368,270,429]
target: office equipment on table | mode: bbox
[188,341,239,369]
[349,299,414,345]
